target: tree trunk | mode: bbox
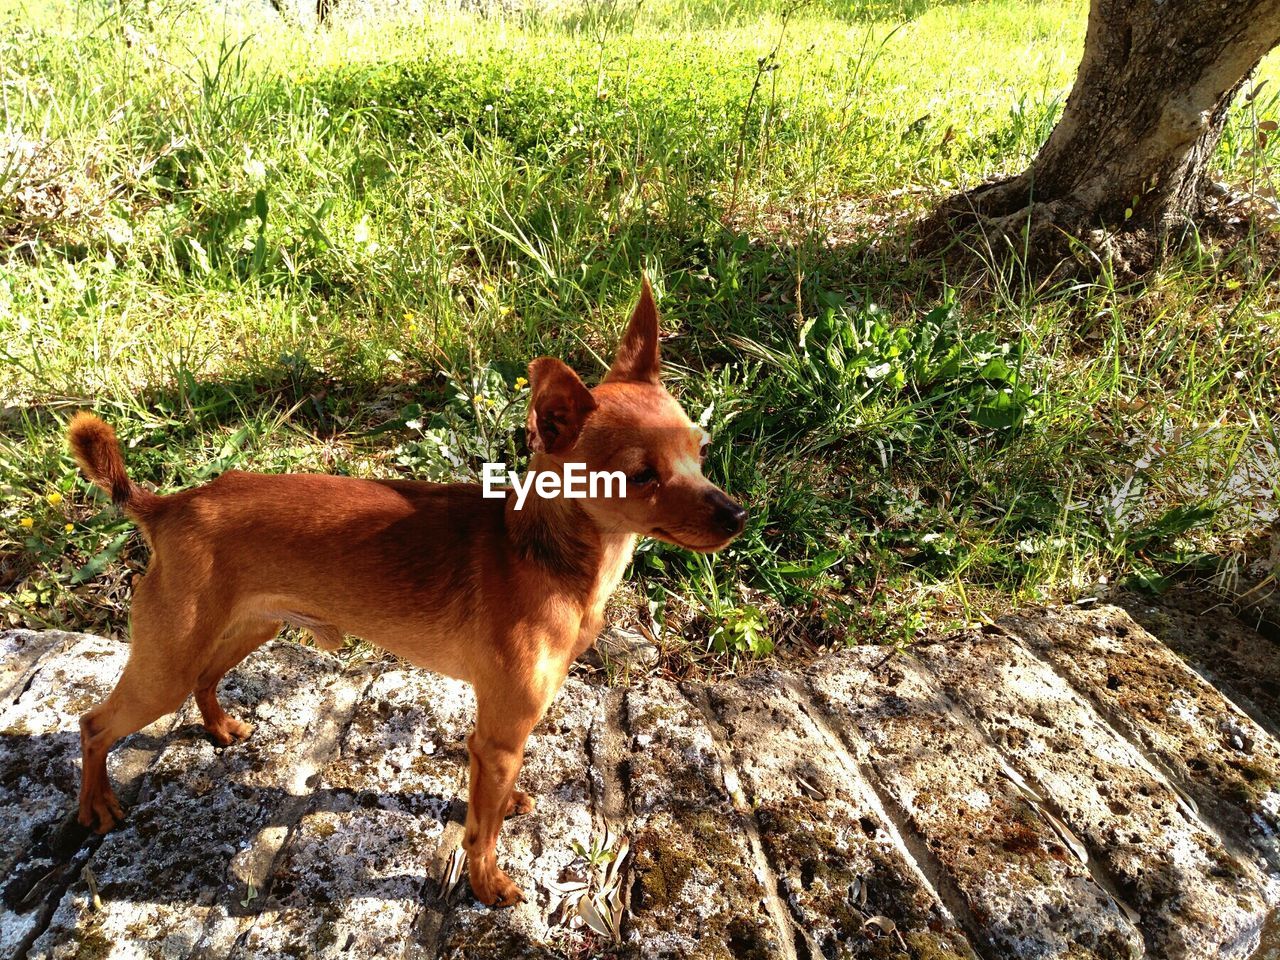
[920,0,1280,272]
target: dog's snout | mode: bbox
[705,489,747,537]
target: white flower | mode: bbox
[105,218,132,246]
[352,218,370,244]
[243,158,266,181]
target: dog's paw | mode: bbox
[78,789,125,834]
[505,789,536,818]
[470,864,525,908]
[206,716,254,747]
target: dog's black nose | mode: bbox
[706,489,747,537]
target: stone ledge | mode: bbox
[2,602,1278,959]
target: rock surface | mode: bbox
[2,597,1280,960]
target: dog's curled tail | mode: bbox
[68,413,152,513]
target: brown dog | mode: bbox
[67,278,745,907]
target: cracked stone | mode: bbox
[917,628,1269,959]
[706,673,976,960]
[24,640,362,960]
[807,646,1145,959]
[1004,606,1280,882]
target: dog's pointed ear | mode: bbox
[604,275,661,384]
[526,357,598,455]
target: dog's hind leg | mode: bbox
[78,573,217,832]
[194,618,280,746]
[79,656,201,833]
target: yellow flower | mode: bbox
[65,523,74,533]
[514,377,528,391]
[403,312,415,324]
[47,492,63,506]
[19,518,34,529]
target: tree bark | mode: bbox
[920,0,1280,272]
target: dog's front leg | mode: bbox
[463,670,562,907]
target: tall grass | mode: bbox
[1,0,1277,668]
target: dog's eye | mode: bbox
[629,467,658,487]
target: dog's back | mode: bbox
[69,419,516,669]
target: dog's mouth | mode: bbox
[650,527,736,554]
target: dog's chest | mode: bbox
[578,535,637,645]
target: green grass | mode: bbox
[1,0,1277,670]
